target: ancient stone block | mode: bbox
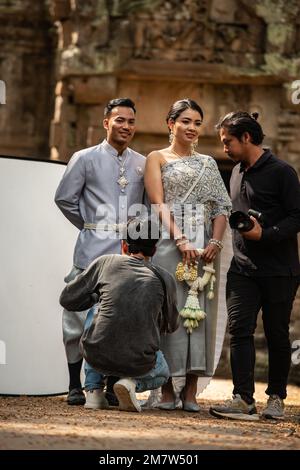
[86,125,104,147]
[71,76,117,104]
[267,23,296,55]
[59,19,73,49]
[49,120,61,147]
[88,106,104,126]
[49,0,71,21]
[250,86,280,139]
[55,80,70,97]
[0,0,56,158]
[209,0,237,23]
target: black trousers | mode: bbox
[226,272,299,403]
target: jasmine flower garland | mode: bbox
[175,248,216,334]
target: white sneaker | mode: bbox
[84,389,109,409]
[113,378,141,412]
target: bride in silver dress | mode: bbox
[144,99,231,411]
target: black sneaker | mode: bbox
[67,387,86,406]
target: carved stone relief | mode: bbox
[124,0,265,67]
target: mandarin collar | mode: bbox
[101,139,129,158]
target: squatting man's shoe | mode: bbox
[113,378,141,412]
[209,394,259,421]
[261,395,285,420]
[84,389,109,409]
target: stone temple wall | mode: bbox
[47,0,300,172]
[0,0,57,157]
[0,0,300,383]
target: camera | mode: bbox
[229,209,263,232]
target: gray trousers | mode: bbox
[62,266,88,364]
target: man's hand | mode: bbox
[201,243,219,263]
[177,241,200,266]
[241,216,262,240]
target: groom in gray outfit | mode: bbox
[55,98,146,407]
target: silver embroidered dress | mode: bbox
[152,153,231,377]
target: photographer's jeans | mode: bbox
[227,272,299,403]
[135,350,170,393]
[84,306,105,390]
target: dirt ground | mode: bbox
[0,378,300,450]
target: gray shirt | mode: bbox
[59,255,179,377]
[55,140,146,269]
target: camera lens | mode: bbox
[229,211,254,232]
[248,209,262,221]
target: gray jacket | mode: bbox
[60,255,179,377]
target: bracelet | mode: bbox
[209,238,223,250]
[176,239,189,247]
[174,233,187,241]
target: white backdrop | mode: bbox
[0,157,78,394]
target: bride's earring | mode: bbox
[191,138,198,152]
[169,131,174,144]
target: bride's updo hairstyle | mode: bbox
[166,99,204,124]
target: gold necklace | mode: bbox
[171,148,194,160]
[171,149,195,169]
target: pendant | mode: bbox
[117,175,129,188]
[120,167,125,175]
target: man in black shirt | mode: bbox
[210,112,300,421]
[60,217,179,412]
